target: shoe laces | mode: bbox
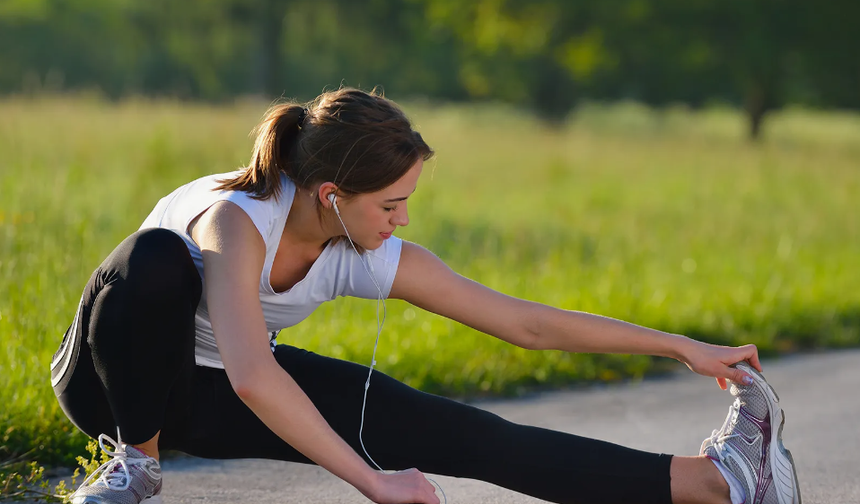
[78,432,155,492]
[701,398,743,454]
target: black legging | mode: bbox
[51,228,674,504]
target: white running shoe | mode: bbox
[700,361,802,504]
[69,433,162,504]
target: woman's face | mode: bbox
[336,159,423,250]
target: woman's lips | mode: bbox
[380,232,392,239]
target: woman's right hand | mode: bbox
[363,468,441,504]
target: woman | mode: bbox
[51,88,801,504]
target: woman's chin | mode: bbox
[364,238,386,251]
[345,236,384,251]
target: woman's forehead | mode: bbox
[379,159,422,198]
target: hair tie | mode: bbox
[297,108,308,127]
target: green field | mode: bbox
[1,97,858,468]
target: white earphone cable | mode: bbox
[332,198,387,471]
[331,196,447,504]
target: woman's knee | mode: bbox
[104,228,202,304]
[85,228,201,355]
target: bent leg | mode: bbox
[175,345,673,504]
[53,228,202,447]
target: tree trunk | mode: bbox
[745,82,769,141]
[748,106,765,140]
[259,0,286,98]
[532,58,578,126]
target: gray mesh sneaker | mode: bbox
[700,362,802,504]
[70,433,162,504]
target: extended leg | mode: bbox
[174,345,677,504]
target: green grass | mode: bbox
[1,96,858,468]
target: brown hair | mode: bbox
[216,87,434,202]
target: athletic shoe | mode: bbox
[70,433,162,504]
[700,361,802,504]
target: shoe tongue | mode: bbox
[729,380,754,397]
[728,381,769,421]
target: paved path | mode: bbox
[39,349,860,503]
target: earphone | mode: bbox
[328,190,386,468]
[327,190,446,503]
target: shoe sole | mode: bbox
[71,492,161,504]
[733,362,803,504]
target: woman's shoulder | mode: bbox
[208,171,294,241]
[218,172,293,208]
[142,170,294,243]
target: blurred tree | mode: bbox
[0,0,139,97]
[420,0,590,121]
[794,1,860,110]
[0,0,857,138]
[220,0,290,98]
[417,0,859,139]
[705,0,802,139]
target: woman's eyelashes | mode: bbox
[383,205,397,212]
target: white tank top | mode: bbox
[140,170,403,369]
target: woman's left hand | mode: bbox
[676,338,762,390]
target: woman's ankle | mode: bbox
[670,455,732,504]
[130,431,161,461]
[132,444,160,461]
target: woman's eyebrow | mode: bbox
[383,187,417,203]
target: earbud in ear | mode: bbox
[328,192,340,215]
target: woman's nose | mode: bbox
[392,204,409,227]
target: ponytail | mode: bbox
[215,103,306,200]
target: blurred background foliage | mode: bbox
[1,0,858,139]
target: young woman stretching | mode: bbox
[51,88,801,504]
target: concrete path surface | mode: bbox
[155,348,860,504]
[21,349,860,503]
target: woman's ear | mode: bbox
[316,182,339,209]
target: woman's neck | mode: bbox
[281,188,340,251]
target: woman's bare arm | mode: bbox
[192,201,384,496]
[192,203,441,503]
[389,242,760,388]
